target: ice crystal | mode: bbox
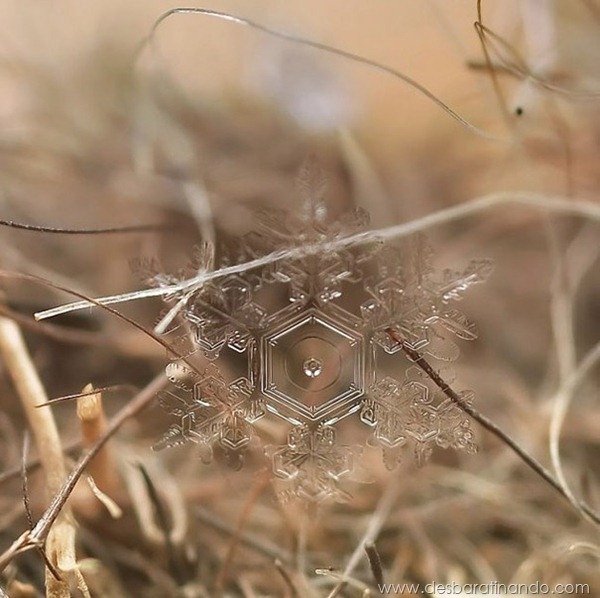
[183,276,267,360]
[360,378,477,469]
[149,168,492,501]
[268,425,355,503]
[153,362,259,469]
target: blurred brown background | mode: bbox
[0,1,599,596]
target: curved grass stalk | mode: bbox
[141,7,502,142]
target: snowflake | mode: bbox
[183,275,267,360]
[153,362,257,470]
[148,165,492,501]
[360,378,477,469]
[268,425,355,503]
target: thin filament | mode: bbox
[34,191,600,322]
[0,218,171,235]
[142,7,503,142]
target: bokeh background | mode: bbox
[0,1,599,596]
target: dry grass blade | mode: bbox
[274,559,299,598]
[70,384,122,520]
[34,191,600,322]
[0,373,167,574]
[0,314,88,596]
[195,507,295,565]
[137,463,187,585]
[39,385,138,408]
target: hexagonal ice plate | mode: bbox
[262,308,365,423]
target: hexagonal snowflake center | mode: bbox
[262,308,365,423]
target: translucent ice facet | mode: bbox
[153,363,255,468]
[269,425,355,502]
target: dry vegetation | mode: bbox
[0,1,599,597]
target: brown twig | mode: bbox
[0,217,171,235]
[471,21,600,100]
[39,384,138,407]
[20,433,34,531]
[364,542,384,588]
[0,440,81,487]
[466,60,515,76]
[384,328,600,526]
